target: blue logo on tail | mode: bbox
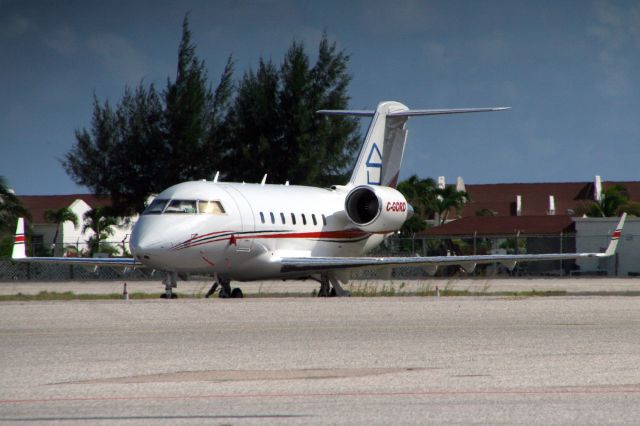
[366,143,382,185]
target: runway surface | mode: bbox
[1,296,640,424]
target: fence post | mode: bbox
[560,232,563,277]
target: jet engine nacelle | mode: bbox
[344,185,410,232]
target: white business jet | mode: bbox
[12,101,626,298]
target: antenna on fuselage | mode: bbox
[261,174,267,186]
[213,171,220,183]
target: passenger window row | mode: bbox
[259,211,327,226]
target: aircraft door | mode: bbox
[221,186,255,252]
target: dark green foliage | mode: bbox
[0,176,30,234]
[434,185,470,224]
[44,207,79,256]
[82,206,118,256]
[397,175,437,234]
[396,175,471,234]
[225,35,359,186]
[64,15,233,216]
[64,19,359,215]
[577,184,640,217]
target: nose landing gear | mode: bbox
[160,271,178,299]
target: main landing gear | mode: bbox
[316,273,350,297]
[205,274,244,299]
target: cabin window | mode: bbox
[291,213,296,225]
[270,212,275,224]
[312,214,317,226]
[280,212,286,224]
[321,214,327,226]
[164,200,197,214]
[198,200,226,215]
[260,212,265,224]
[301,214,307,225]
[143,199,168,215]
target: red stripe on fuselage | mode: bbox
[175,229,371,251]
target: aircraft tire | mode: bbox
[231,288,244,298]
[160,293,178,299]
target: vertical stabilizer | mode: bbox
[349,101,410,188]
[12,218,26,259]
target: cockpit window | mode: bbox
[165,200,197,214]
[198,200,226,215]
[143,199,226,215]
[143,199,168,215]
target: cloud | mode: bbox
[85,33,148,83]
[43,25,80,56]
[359,0,431,35]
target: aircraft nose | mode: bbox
[129,220,166,260]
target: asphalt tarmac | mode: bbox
[1,296,640,424]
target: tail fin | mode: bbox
[12,218,26,259]
[318,101,509,188]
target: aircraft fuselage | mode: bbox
[130,181,387,280]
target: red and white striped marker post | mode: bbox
[123,282,129,300]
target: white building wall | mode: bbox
[574,216,640,277]
[59,199,137,256]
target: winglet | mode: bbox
[603,213,627,257]
[12,218,27,259]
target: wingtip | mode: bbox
[603,213,627,257]
[12,218,27,260]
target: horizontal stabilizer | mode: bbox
[316,110,375,117]
[316,107,510,117]
[388,107,510,117]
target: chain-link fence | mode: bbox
[1,232,635,281]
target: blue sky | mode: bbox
[2,0,640,194]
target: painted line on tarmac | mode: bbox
[3,386,640,405]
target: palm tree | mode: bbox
[580,184,640,217]
[0,176,30,233]
[44,207,78,256]
[82,206,118,256]
[397,175,438,234]
[434,185,470,225]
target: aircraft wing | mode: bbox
[11,218,140,267]
[280,214,626,274]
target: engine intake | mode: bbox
[344,185,410,232]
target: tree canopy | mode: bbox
[64,16,359,216]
